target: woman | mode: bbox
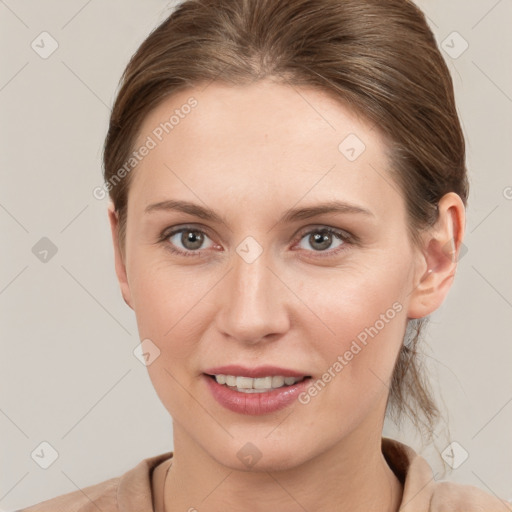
[18,0,511,510]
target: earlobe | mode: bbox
[407,192,466,319]
[107,203,134,310]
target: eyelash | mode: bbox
[158,225,354,259]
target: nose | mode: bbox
[215,247,290,345]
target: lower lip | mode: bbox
[203,374,312,415]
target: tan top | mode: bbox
[16,438,512,512]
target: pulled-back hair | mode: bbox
[103,0,468,438]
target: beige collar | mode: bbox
[152,456,173,512]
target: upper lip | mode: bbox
[203,365,310,378]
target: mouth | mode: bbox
[204,373,312,394]
[202,366,314,415]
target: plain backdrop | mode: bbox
[1,0,511,509]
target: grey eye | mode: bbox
[168,229,214,251]
[298,230,344,252]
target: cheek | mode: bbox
[293,258,410,401]
[129,257,219,362]
[295,253,410,338]
[130,262,216,418]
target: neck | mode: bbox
[162,424,403,512]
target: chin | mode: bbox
[223,451,304,473]
[203,435,314,474]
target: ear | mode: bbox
[407,192,466,319]
[107,202,134,310]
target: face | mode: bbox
[110,80,428,471]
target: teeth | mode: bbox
[237,376,253,389]
[254,376,273,389]
[213,374,305,392]
[215,374,227,385]
[272,376,285,387]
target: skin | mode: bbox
[108,80,465,512]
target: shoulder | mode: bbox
[382,437,512,512]
[430,480,512,512]
[15,451,174,512]
[14,476,119,512]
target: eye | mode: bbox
[159,225,353,258]
[295,227,350,256]
[161,226,216,256]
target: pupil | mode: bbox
[183,230,203,250]
[311,231,331,250]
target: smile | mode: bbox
[208,374,309,393]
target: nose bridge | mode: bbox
[218,244,289,343]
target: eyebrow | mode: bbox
[144,199,374,224]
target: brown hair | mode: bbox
[103,0,468,437]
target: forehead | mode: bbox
[135,80,378,156]
[128,80,403,221]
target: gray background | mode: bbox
[1,0,511,509]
